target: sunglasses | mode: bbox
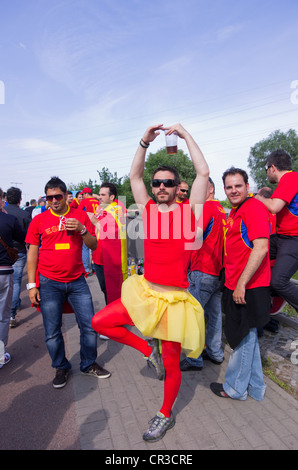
[46,194,64,202]
[152,179,177,188]
[265,164,272,172]
[180,189,188,193]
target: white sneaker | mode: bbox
[0,352,11,368]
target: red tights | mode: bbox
[91,299,181,417]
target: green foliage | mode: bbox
[248,129,298,189]
[218,198,231,208]
[68,178,100,194]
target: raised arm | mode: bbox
[164,124,210,217]
[130,124,164,208]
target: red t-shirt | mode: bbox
[143,199,196,288]
[224,197,270,290]
[25,207,94,282]
[271,171,298,236]
[190,200,227,276]
[78,197,99,235]
[70,198,80,209]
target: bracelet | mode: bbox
[80,225,87,236]
[140,139,150,148]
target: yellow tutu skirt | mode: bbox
[121,274,205,359]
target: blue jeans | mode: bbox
[11,251,27,318]
[82,242,92,273]
[223,328,266,401]
[187,270,223,367]
[39,274,97,372]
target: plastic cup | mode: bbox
[165,131,178,154]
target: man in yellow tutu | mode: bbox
[92,123,209,442]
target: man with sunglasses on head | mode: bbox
[255,150,298,313]
[92,123,209,442]
[26,176,110,389]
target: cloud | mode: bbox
[7,138,63,153]
[216,24,244,42]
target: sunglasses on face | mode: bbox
[180,189,188,193]
[46,194,64,202]
[265,164,272,172]
[152,179,177,188]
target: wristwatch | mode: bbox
[26,283,36,290]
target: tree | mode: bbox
[142,147,197,196]
[68,178,100,194]
[248,129,298,189]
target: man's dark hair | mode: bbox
[6,186,22,204]
[209,177,215,193]
[152,166,181,185]
[101,182,118,198]
[44,176,67,194]
[258,187,273,198]
[0,188,3,199]
[222,167,248,186]
[267,149,292,171]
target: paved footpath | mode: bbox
[1,273,297,453]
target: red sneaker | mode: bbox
[270,296,287,315]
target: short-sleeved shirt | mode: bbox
[78,197,99,235]
[190,199,227,276]
[224,197,271,290]
[272,171,298,236]
[143,199,196,288]
[25,206,94,282]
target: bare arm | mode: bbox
[130,124,164,208]
[27,244,40,306]
[65,218,97,250]
[165,124,209,217]
[254,194,286,214]
[233,237,268,304]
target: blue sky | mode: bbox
[1,0,298,203]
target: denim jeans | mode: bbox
[223,328,266,401]
[82,242,92,273]
[187,270,223,367]
[39,273,97,372]
[11,251,27,318]
[0,274,13,347]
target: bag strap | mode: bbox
[0,235,10,250]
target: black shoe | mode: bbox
[180,358,202,371]
[201,350,224,365]
[210,382,230,398]
[53,369,69,389]
[81,362,111,379]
